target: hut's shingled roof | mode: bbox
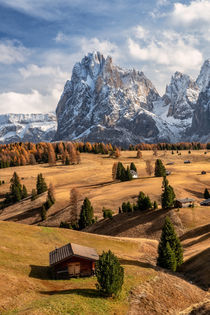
[49,243,99,266]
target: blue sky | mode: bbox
[0,0,209,113]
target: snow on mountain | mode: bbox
[0,113,57,144]
[55,51,170,146]
[0,54,209,145]
[196,59,210,92]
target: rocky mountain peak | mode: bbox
[163,71,199,120]
[196,59,210,91]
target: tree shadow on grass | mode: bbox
[119,259,156,270]
[40,288,101,298]
[29,265,52,280]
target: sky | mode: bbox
[0,0,209,114]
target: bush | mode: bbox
[96,250,124,297]
[137,191,152,211]
[122,201,133,213]
[102,208,113,219]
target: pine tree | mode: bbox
[31,189,37,201]
[155,159,166,177]
[36,173,48,195]
[41,204,47,221]
[153,201,158,210]
[204,188,210,199]
[96,250,124,297]
[125,166,132,181]
[157,216,183,271]
[164,242,177,272]
[78,197,94,229]
[22,185,28,199]
[130,162,137,172]
[10,172,22,202]
[137,191,152,211]
[161,176,176,209]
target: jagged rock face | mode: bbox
[196,59,210,91]
[189,82,210,141]
[54,54,210,145]
[55,52,161,145]
[164,72,199,120]
[0,113,57,144]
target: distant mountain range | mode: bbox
[0,52,209,145]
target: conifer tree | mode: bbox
[96,250,124,297]
[31,189,37,201]
[137,191,152,211]
[204,188,210,199]
[157,216,183,271]
[10,172,22,202]
[22,185,28,199]
[161,176,176,209]
[130,162,137,172]
[36,173,48,195]
[41,204,47,221]
[78,197,94,229]
[155,159,166,177]
[153,201,158,210]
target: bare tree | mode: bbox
[112,162,118,180]
[145,160,154,176]
[153,147,158,157]
[137,149,142,159]
[70,188,80,223]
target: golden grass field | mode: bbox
[0,150,209,314]
[0,221,209,315]
[0,150,209,228]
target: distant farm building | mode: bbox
[201,171,206,175]
[184,160,191,164]
[49,243,99,279]
[200,198,210,206]
[130,170,138,178]
[166,170,171,175]
[166,162,174,165]
[175,198,195,208]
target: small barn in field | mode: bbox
[49,243,99,279]
[175,198,195,208]
[130,170,138,178]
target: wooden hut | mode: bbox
[49,243,99,279]
[174,198,195,208]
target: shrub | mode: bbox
[102,208,113,219]
[137,191,152,211]
[96,250,124,297]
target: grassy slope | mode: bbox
[0,150,209,226]
[0,221,208,315]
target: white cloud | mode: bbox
[19,64,68,80]
[0,89,60,114]
[157,0,169,7]
[171,0,210,26]
[128,29,203,73]
[133,25,149,40]
[0,40,29,65]
[77,37,120,61]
